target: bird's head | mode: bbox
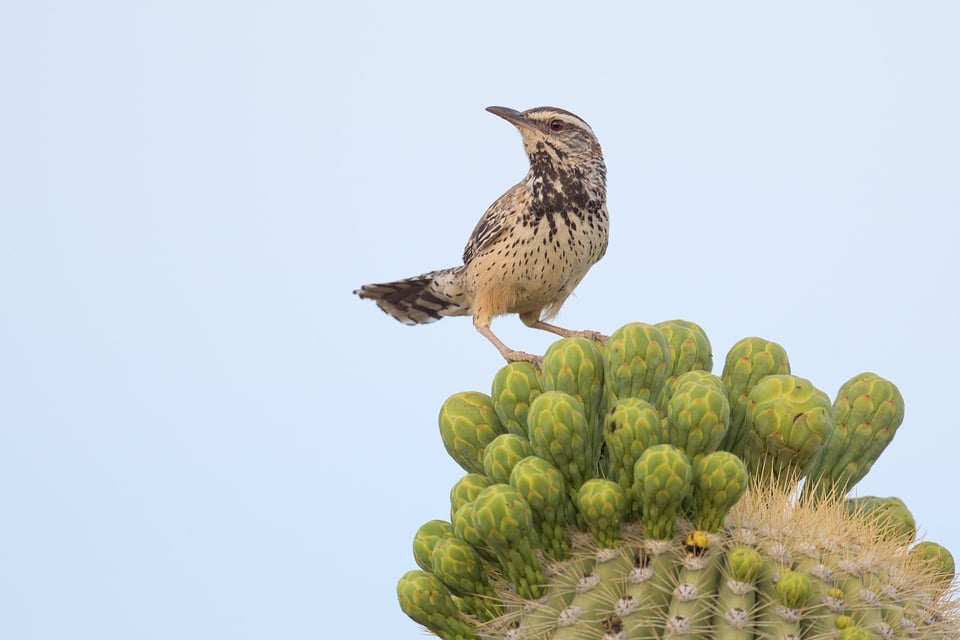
[486,106,603,169]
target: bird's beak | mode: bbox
[486,106,535,130]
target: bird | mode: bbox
[354,105,608,363]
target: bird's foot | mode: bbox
[502,349,543,367]
[567,329,609,344]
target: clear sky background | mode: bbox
[2,2,958,639]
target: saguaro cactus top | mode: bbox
[401,321,957,640]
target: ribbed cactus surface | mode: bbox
[398,322,957,640]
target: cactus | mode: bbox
[395,322,957,640]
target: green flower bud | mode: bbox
[397,570,478,640]
[481,433,534,484]
[509,455,573,560]
[692,451,748,533]
[656,319,714,376]
[775,568,811,609]
[742,374,832,482]
[449,473,492,521]
[577,478,627,547]
[665,373,730,466]
[431,536,501,621]
[845,495,916,543]
[603,322,672,407]
[633,444,693,540]
[527,390,595,497]
[910,540,955,592]
[655,319,714,413]
[439,391,506,474]
[726,545,764,584]
[451,499,485,555]
[412,519,454,573]
[720,337,791,456]
[491,361,542,437]
[805,372,905,498]
[837,626,873,640]
[603,397,666,515]
[471,484,545,599]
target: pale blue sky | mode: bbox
[2,2,958,638]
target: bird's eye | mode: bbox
[549,119,565,132]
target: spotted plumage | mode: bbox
[354,105,608,363]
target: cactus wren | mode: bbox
[354,106,608,363]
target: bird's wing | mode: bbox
[462,183,526,265]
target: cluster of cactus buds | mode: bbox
[399,321,957,639]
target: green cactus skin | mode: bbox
[541,550,633,640]
[622,537,682,639]
[633,444,693,541]
[397,569,478,640]
[603,322,672,409]
[396,326,958,640]
[603,397,666,517]
[833,554,890,635]
[804,372,906,499]
[509,456,573,561]
[526,391,595,501]
[482,433,535,484]
[665,373,731,467]
[449,473,493,521]
[439,391,507,474]
[692,451,748,533]
[720,337,791,456]
[413,519,455,573]
[491,361,542,438]
[470,484,546,600]
[741,374,833,482]
[665,531,723,639]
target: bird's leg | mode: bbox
[519,311,609,344]
[473,316,541,365]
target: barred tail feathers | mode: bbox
[354,267,469,325]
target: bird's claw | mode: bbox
[571,329,609,344]
[503,350,543,367]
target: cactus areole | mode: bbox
[399,321,957,640]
